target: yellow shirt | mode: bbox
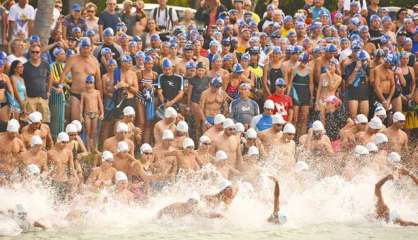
[281,27,296,39]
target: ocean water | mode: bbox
[1,156,418,239]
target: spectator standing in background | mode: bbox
[99,0,121,41]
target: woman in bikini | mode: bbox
[0,59,14,124]
[316,60,341,123]
[224,63,250,99]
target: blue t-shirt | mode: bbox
[98,10,121,33]
[229,98,260,125]
[310,6,331,23]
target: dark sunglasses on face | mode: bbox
[277,85,286,88]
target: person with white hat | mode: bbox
[276,123,297,169]
[152,129,178,183]
[165,137,200,172]
[116,106,142,145]
[267,176,287,224]
[356,116,384,145]
[113,171,135,204]
[21,111,53,149]
[213,118,243,170]
[340,114,368,150]
[0,119,25,176]
[258,114,286,154]
[18,135,47,174]
[381,112,408,153]
[113,141,137,174]
[374,172,418,226]
[212,150,240,179]
[65,123,88,157]
[173,121,189,150]
[373,105,387,122]
[86,150,117,189]
[153,106,179,145]
[250,99,275,132]
[244,128,265,159]
[204,177,238,207]
[103,122,134,156]
[48,132,77,197]
[204,113,226,142]
[197,135,214,166]
[300,120,334,155]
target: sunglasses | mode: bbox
[276,85,286,88]
[202,142,211,145]
[87,10,95,13]
[227,128,236,131]
[31,51,40,54]
[143,152,153,155]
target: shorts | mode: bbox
[27,97,50,123]
[206,116,215,125]
[346,83,369,101]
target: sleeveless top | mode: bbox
[268,62,283,91]
[293,67,310,86]
[402,68,413,96]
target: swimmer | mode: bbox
[197,135,215,166]
[153,107,179,146]
[173,121,189,150]
[18,135,47,174]
[300,121,333,155]
[112,171,134,204]
[213,150,240,180]
[103,122,135,157]
[213,118,243,170]
[355,117,384,145]
[275,123,297,169]
[204,178,238,207]
[243,128,265,158]
[152,129,177,179]
[86,151,117,190]
[12,204,46,233]
[203,114,225,142]
[116,106,142,144]
[340,114,368,150]
[0,119,26,178]
[113,141,137,175]
[165,138,200,173]
[20,111,53,149]
[258,114,286,155]
[267,176,287,224]
[380,112,408,153]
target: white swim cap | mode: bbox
[278,211,288,224]
[373,133,388,145]
[387,152,401,163]
[123,106,135,116]
[392,112,406,123]
[116,122,129,133]
[164,107,178,118]
[115,171,128,182]
[374,107,387,118]
[355,114,368,124]
[389,210,400,223]
[102,150,114,161]
[199,135,211,144]
[28,111,42,123]
[15,204,26,214]
[218,178,232,192]
[368,117,383,130]
[247,146,259,156]
[71,120,83,132]
[283,123,296,134]
[57,132,69,143]
[235,122,245,133]
[7,119,20,133]
[264,99,275,109]
[117,141,129,153]
[272,114,286,125]
[162,129,174,140]
[215,150,228,161]
[223,118,235,129]
[214,114,226,125]
[189,191,200,202]
[30,135,43,147]
[245,128,257,139]
[26,164,40,175]
[182,137,195,149]
[354,145,369,156]
[176,121,189,133]
[295,161,310,172]
[366,142,379,153]
[140,143,152,154]
[65,123,77,134]
[312,120,325,132]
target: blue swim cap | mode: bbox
[162,58,173,69]
[357,50,368,61]
[108,59,117,66]
[135,51,145,60]
[186,61,197,70]
[144,55,153,64]
[232,63,244,74]
[86,75,95,84]
[241,53,250,62]
[103,28,114,37]
[325,44,337,53]
[121,55,132,63]
[79,37,91,48]
[85,29,95,37]
[275,78,286,86]
[211,76,223,88]
[101,47,112,55]
[53,47,64,57]
[29,35,40,44]
[298,52,309,63]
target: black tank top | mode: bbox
[402,68,413,96]
[293,68,310,86]
[269,64,283,91]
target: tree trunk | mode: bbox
[33,0,56,45]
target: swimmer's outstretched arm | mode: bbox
[33,221,47,230]
[267,176,280,223]
[399,168,418,186]
[375,174,393,209]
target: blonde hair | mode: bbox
[85,2,97,10]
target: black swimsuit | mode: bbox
[290,68,311,106]
[401,68,413,96]
[0,78,7,108]
[269,63,283,93]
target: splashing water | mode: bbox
[1,151,418,239]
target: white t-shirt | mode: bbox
[6,54,27,65]
[343,0,367,12]
[8,3,35,39]
[151,7,178,31]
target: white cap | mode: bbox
[182,137,195,149]
[245,128,257,139]
[264,99,275,109]
[355,114,368,124]
[30,135,43,147]
[28,111,42,123]
[116,122,129,133]
[387,152,401,163]
[354,145,369,156]
[366,142,378,153]
[176,121,189,133]
[71,120,83,132]
[65,123,77,134]
[26,164,40,175]
[368,117,383,130]
[374,107,387,118]
[117,141,129,153]
[123,106,135,116]
[57,132,69,143]
[115,171,128,182]
[218,178,232,192]
[393,112,405,123]
[247,146,259,156]
[389,210,400,223]
[189,191,200,202]
[272,114,286,125]
[214,114,226,125]
[7,119,20,133]
[102,150,114,161]
[235,122,245,133]
[278,211,288,224]
[373,133,388,145]
[162,129,174,140]
[164,107,178,118]
[283,123,296,134]
[223,118,235,129]
[312,120,325,132]
[215,150,228,161]
[199,135,211,144]
[295,161,309,172]
[140,143,152,154]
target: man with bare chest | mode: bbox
[204,114,225,142]
[381,112,408,153]
[60,38,102,121]
[200,77,229,126]
[113,141,136,176]
[21,111,53,150]
[152,129,177,178]
[19,135,47,174]
[166,138,200,174]
[153,107,178,146]
[117,55,139,117]
[212,118,242,170]
[258,115,286,155]
[86,151,117,190]
[0,119,26,177]
[103,122,135,156]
